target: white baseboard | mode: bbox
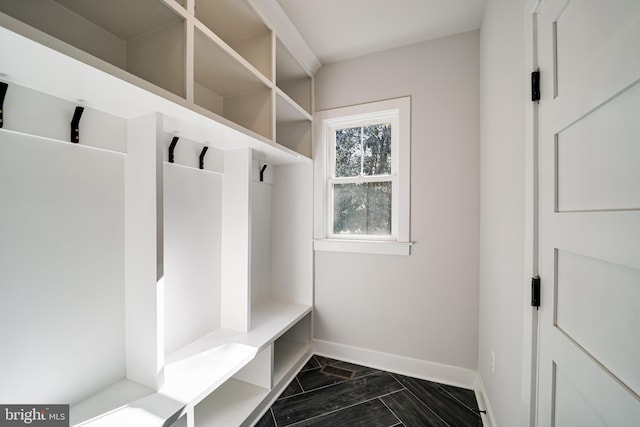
[313,339,477,390]
[475,373,498,427]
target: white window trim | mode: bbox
[313,97,411,255]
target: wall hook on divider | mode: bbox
[0,82,8,129]
[199,146,209,169]
[260,164,268,182]
[70,106,84,143]
[168,137,179,163]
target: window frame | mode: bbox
[313,97,411,255]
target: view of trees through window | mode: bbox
[333,123,392,235]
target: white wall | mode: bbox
[314,31,480,372]
[478,0,527,426]
[163,164,222,356]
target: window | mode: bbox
[314,97,411,255]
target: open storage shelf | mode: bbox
[194,0,272,80]
[274,313,312,384]
[276,89,312,157]
[194,25,272,139]
[0,0,186,99]
[274,38,313,157]
[276,38,312,114]
[195,379,269,427]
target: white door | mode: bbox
[536,0,640,425]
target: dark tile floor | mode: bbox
[255,355,483,427]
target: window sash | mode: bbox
[327,175,397,240]
[326,116,399,239]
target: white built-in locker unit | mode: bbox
[0,0,313,425]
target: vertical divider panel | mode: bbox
[251,155,274,313]
[271,163,313,305]
[185,19,195,103]
[125,113,165,390]
[221,148,253,332]
[233,345,273,390]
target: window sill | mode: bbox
[313,239,412,256]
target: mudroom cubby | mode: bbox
[162,137,224,357]
[251,158,314,316]
[0,0,187,99]
[193,26,273,140]
[192,0,272,80]
[0,88,128,407]
[274,313,313,385]
[0,2,314,425]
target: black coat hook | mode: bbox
[70,106,84,143]
[199,146,208,169]
[0,82,7,129]
[260,164,268,182]
[168,137,179,163]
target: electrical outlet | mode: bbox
[490,349,495,375]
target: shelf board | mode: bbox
[70,379,153,426]
[73,391,185,427]
[244,301,313,351]
[194,0,268,44]
[165,302,312,366]
[162,342,258,406]
[55,0,182,41]
[194,23,269,97]
[276,88,312,123]
[195,379,269,427]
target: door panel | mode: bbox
[556,250,640,394]
[556,82,640,212]
[536,0,640,425]
[555,0,639,96]
[553,364,607,427]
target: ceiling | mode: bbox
[276,0,486,65]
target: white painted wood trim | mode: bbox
[475,373,498,427]
[313,339,477,390]
[521,1,544,426]
[313,97,411,246]
[313,239,411,255]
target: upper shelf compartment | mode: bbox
[276,38,311,115]
[194,0,272,81]
[193,26,272,140]
[0,0,187,99]
[274,38,312,158]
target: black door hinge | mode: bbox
[0,82,8,128]
[531,276,541,308]
[531,70,540,102]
